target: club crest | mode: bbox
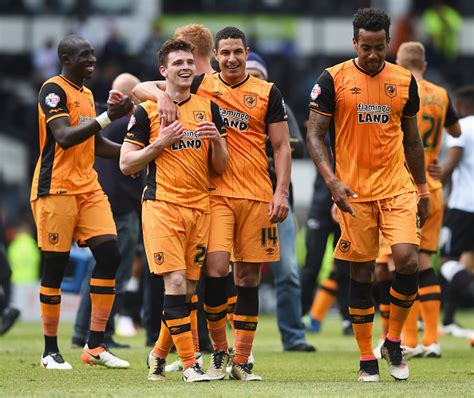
[244,95,257,108]
[154,252,164,265]
[48,233,59,245]
[339,239,351,253]
[194,111,205,121]
[385,83,397,98]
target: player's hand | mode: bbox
[417,196,429,228]
[158,94,179,126]
[330,203,340,223]
[196,122,222,142]
[268,191,289,224]
[154,119,184,148]
[328,180,357,216]
[107,95,134,120]
[108,89,124,105]
[428,160,442,180]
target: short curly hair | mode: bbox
[214,26,246,50]
[158,38,195,67]
[352,8,391,40]
[174,24,213,57]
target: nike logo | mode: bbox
[87,351,101,360]
[41,360,48,368]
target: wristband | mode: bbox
[417,183,430,198]
[95,112,112,129]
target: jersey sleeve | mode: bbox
[402,75,420,118]
[309,70,335,116]
[38,82,69,122]
[265,84,288,124]
[124,105,151,148]
[191,73,206,94]
[444,94,459,127]
[210,101,226,137]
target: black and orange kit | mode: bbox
[31,75,116,252]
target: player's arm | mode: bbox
[441,146,463,183]
[132,80,178,125]
[266,85,291,223]
[42,84,133,150]
[202,102,228,175]
[306,71,357,216]
[120,121,184,175]
[94,131,121,159]
[402,75,429,225]
[445,94,461,138]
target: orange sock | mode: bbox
[387,277,418,341]
[168,316,195,369]
[204,303,228,351]
[164,295,195,369]
[379,304,390,339]
[39,286,61,336]
[419,286,441,346]
[226,295,237,331]
[153,321,174,358]
[188,295,199,353]
[418,269,441,346]
[349,306,376,360]
[90,278,116,332]
[402,300,420,348]
[310,278,337,321]
[233,314,258,365]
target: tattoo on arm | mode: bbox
[306,111,335,184]
[402,117,427,184]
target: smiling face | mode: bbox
[62,39,96,82]
[353,29,389,74]
[160,49,196,90]
[214,38,249,84]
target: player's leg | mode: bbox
[203,197,234,379]
[32,195,75,370]
[373,260,392,358]
[76,191,128,368]
[334,201,380,382]
[417,188,443,357]
[309,266,338,332]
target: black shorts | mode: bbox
[440,208,474,257]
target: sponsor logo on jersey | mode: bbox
[310,83,321,100]
[171,131,203,151]
[357,103,391,124]
[385,83,397,98]
[220,108,250,131]
[45,93,61,108]
[351,87,361,95]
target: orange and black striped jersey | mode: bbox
[124,94,224,213]
[191,72,287,202]
[309,59,420,202]
[31,75,101,201]
[417,79,458,191]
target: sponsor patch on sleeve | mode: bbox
[45,93,61,108]
[127,115,136,130]
[310,83,321,101]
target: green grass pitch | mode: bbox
[0,312,472,397]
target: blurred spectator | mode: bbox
[101,24,128,64]
[136,20,166,79]
[390,12,417,56]
[7,209,40,284]
[421,1,463,63]
[32,38,60,89]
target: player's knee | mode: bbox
[90,239,121,279]
[350,262,374,283]
[165,272,187,293]
[395,252,418,274]
[41,252,70,288]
